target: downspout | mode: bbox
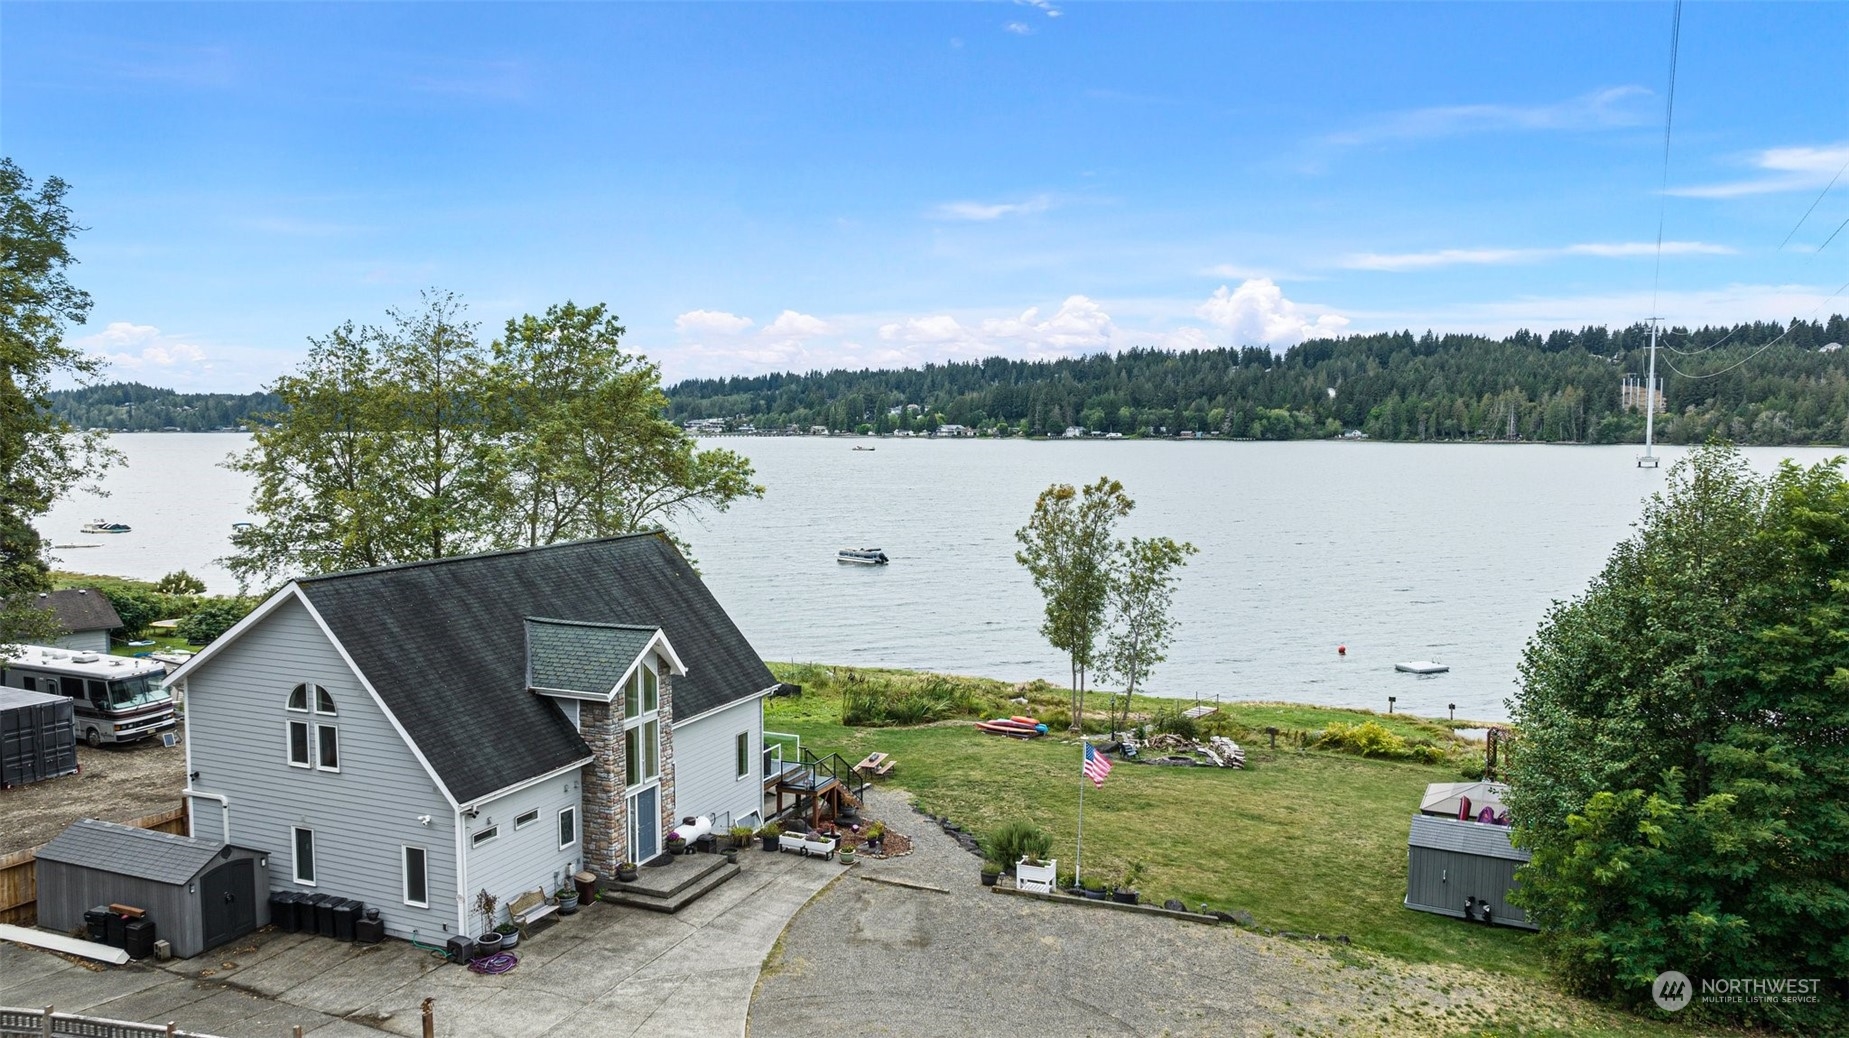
[181,789,230,844]
[454,806,469,937]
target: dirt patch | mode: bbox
[1,738,187,855]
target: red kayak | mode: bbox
[976,718,1046,738]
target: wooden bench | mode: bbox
[507,888,556,933]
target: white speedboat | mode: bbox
[836,548,889,565]
[81,520,131,534]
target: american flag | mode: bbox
[1082,742,1112,788]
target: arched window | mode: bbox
[287,683,339,772]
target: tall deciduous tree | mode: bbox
[1015,477,1134,730]
[1507,444,1849,1031]
[1099,535,1197,736]
[227,292,761,586]
[0,158,115,646]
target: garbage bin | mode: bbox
[269,891,300,933]
[84,905,111,942]
[297,892,326,934]
[331,898,361,941]
[354,907,384,944]
[105,911,128,948]
[573,870,597,906]
[123,918,157,960]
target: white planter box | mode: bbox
[779,834,837,859]
[1016,857,1057,894]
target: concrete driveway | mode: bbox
[1,847,841,1038]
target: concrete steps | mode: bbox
[601,854,741,914]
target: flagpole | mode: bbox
[1075,741,1086,887]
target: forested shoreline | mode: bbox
[667,317,1849,444]
[50,315,1849,445]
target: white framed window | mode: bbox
[515,809,540,830]
[558,806,577,850]
[287,684,339,771]
[403,846,428,907]
[736,731,751,779]
[471,826,499,847]
[288,720,311,768]
[623,657,662,787]
[292,827,316,886]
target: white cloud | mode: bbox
[932,194,1054,221]
[1342,241,1733,271]
[1015,0,1061,16]
[73,322,212,377]
[763,310,830,339]
[1669,143,1849,198]
[675,309,754,335]
[1341,282,1839,337]
[1004,21,1033,35]
[1195,280,1349,346]
[1328,86,1650,146]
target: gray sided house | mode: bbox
[166,533,777,943]
[33,589,123,652]
[1404,782,1535,929]
[36,819,269,958]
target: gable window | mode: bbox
[558,807,577,850]
[287,683,339,772]
[736,731,751,779]
[623,658,661,787]
[515,809,540,830]
[471,826,499,847]
[293,827,316,885]
[403,846,428,907]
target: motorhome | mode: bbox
[0,645,175,747]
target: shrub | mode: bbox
[101,587,165,639]
[756,823,782,838]
[982,819,1052,866]
[176,597,257,646]
[1151,705,1198,739]
[155,570,207,595]
[840,671,983,726]
[1316,720,1410,759]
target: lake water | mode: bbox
[41,433,1848,721]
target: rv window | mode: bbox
[107,675,162,709]
[87,679,111,703]
[19,677,34,692]
[39,678,57,696]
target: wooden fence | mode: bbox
[0,804,188,928]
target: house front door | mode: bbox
[627,785,659,861]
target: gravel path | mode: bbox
[749,787,1572,1038]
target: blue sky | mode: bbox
[5,2,1846,392]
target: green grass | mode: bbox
[764,663,1750,1037]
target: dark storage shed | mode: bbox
[35,819,270,958]
[1404,813,1536,929]
[0,687,77,787]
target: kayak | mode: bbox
[976,717,1049,738]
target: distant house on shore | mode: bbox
[32,589,123,652]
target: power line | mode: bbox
[1817,214,1849,255]
[1662,277,1849,381]
[1649,0,1684,320]
[1778,158,1849,250]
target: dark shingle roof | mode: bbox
[296,533,775,805]
[527,618,659,696]
[34,589,122,634]
[38,819,239,885]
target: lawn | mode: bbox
[766,668,1540,976]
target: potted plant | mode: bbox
[473,889,504,953]
[495,922,520,950]
[616,861,639,882]
[728,824,757,851]
[839,845,857,865]
[758,822,782,851]
[665,831,687,855]
[863,821,886,855]
[1081,877,1108,900]
[1112,862,1145,905]
[980,860,1002,887]
[556,885,580,915]
[1015,855,1057,894]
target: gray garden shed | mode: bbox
[1404,813,1536,929]
[35,819,270,958]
